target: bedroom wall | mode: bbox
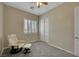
[40,2,79,54]
[0,3,4,53]
[4,5,39,47]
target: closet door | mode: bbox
[40,17,49,43]
[44,18,49,43]
[40,18,45,41]
[74,7,79,56]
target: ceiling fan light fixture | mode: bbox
[36,2,39,6]
[36,2,42,8]
[30,2,48,9]
[39,2,42,6]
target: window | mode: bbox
[24,19,37,33]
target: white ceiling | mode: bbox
[4,2,63,16]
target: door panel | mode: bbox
[74,7,79,56]
[40,17,49,43]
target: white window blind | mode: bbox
[24,19,37,33]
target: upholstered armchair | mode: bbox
[7,34,32,54]
[8,34,25,53]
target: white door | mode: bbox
[40,17,49,43]
[44,18,49,43]
[74,7,79,56]
[40,18,45,41]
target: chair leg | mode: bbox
[23,48,31,54]
[10,46,22,54]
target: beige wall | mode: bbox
[40,2,79,54]
[4,5,39,47]
[0,3,4,52]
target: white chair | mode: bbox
[7,34,25,53]
[7,34,32,54]
[8,34,25,48]
[23,43,32,48]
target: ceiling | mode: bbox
[4,2,63,16]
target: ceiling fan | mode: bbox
[36,2,48,8]
[30,2,48,9]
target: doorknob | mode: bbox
[75,37,79,39]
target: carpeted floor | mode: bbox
[1,41,76,57]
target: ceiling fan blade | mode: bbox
[41,2,48,5]
[30,2,48,9]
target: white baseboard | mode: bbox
[47,42,75,55]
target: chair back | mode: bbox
[8,34,18,46]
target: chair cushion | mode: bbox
[23,43,32,48]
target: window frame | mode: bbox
[24,18,37,34]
